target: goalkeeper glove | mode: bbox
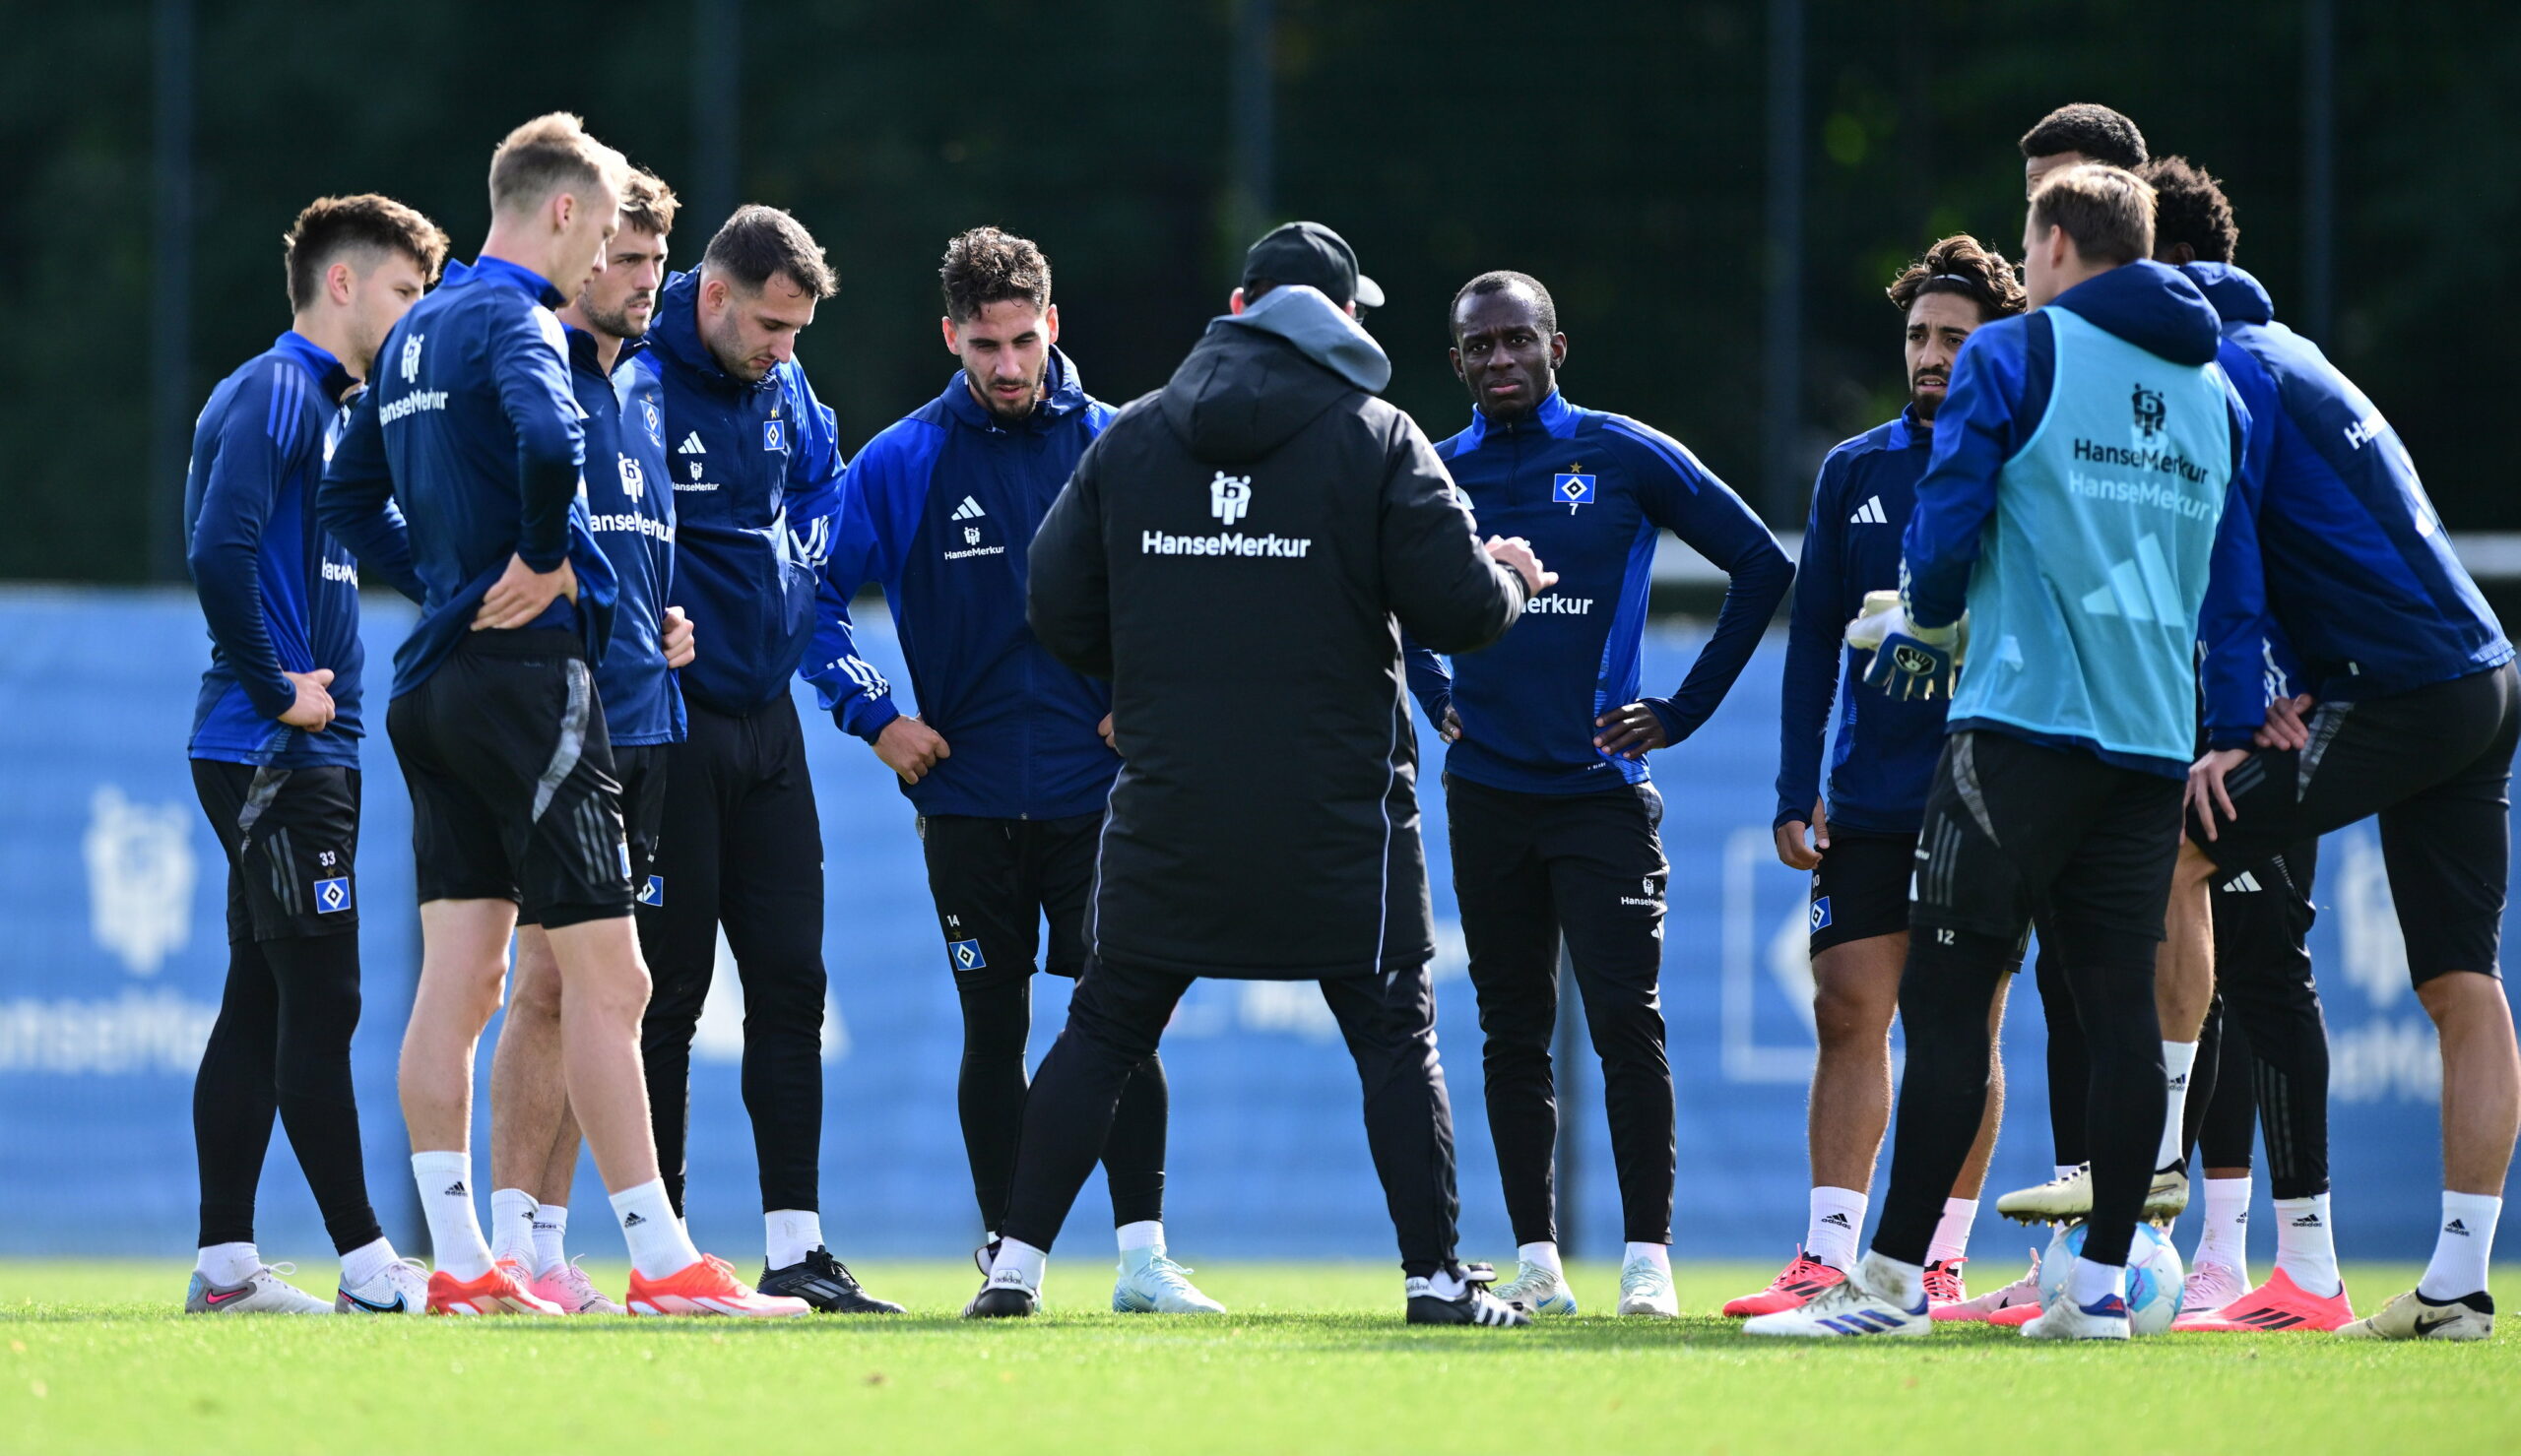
[1847,595,1964,701]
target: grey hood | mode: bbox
[1159,285,1394,464]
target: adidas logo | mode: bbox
[2077,534,2189,624]
[443,1181,467,1197]
[677,431,706,455]
[2291,1214,2323,1228]
[950,495,986,521]
[1820,1213,1853,1228]
[2445,1219,2470,1236]
[2223,870,2263,893]
[623,1212,647,1228]
[1848,494,1889,525]
[2166,1073,2188,1092]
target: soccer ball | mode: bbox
[2035,1220,2186,1334]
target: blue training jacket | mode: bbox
[1406,390,1791,794]
[1774,406,1950,833]
[566,326,684,746]
[1902,260,2247,778]
[646,270,847,717]
[320,256,617,693]
[811,348,1121,820]
[186,332,383,767]
[2186,262,2511,745]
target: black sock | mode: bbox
[1875,926,2014,1267]
[957,977,1033,1234]
[2034,937,2090,1169]
[194,939,284,1249]
[1104,1054,1169,1229]
[261,931,382,1255]
[2058,929,2165,1269]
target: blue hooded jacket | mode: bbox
[566,326,683,746]
[2185,262,2510,745]
[646,270,847,717]
[186,332,383,767]
[1901,260,2248,777]
[1774,406,1951,832]
[812,348,1120,820]
[1406,390,1791,794]
[320,257,617,694]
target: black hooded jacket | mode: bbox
[1029,287,1526,980]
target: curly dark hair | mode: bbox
[2138,155,2239,264]
[2019,103,2148,169]
[1886,233,2028,321]
[940,226,1052,322]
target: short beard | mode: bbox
[582,293,650,343]
[1909,380,1946,422]
[967,363,1045,422]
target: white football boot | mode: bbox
[185,1262,333,1314]
[2335,1289,2495,1342]
[1994,1164,2188,1223]
[334,1256,428,1315]
[1616,1258,1680,1318]
[2180,1258,2248,1319]
[1741,1256,1931,1338]
[1112,1252,1226,1314]
[1489,1259,1580,1316]
[2022,1290,2132,1340]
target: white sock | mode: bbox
[2157,1041,2198,1170]
[1857,1250,1925,1310]
[2273,1193,2341,1298]
[1624,1241,1671,1273]
[989,1237,1049,1293]
[412,1150,492,1281]
[2054,1163,2083,1183]
[1927,1197,1978,1266]
[1806,1185,1867,1271]
[2193,1175,2252,1277]
[488,1187,540,1270]
[2066,1255,2125,1310]
[612,1178,702,1280]
[531,1204,569,1276]
[338,1236,398,1291]
[1517,1240,1565,1277]
[2419,1191,2502,1301]
[1116,1221,1165,1265]
[765,1209,823,1270]
[195,1241,261,1287]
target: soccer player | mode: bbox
[2019,101,2148,197]
[637,203,898,1311]
[2163,174,2518,1346]
[181,194,446,1316]
[1402,271,1790,1318]
[1746,164,2243,1340]
[482,169,694,1314]
[1736,236,2027,1322]
[977,222,1542,1326]
[320,113,802,1317]
[810,227,1219,1313]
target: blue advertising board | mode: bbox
[0,586,2490,1268]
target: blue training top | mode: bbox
[1406,390,1791,795]
[185,331,383,768]
[811,348,1122,820]
[1774,406,1951,833]
[566,326,683,746]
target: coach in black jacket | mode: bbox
[963,223,1550,1327]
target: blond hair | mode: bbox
[2030,163,2157,268]
[487,112,627,216]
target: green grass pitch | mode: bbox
[2,1260,2516,1454]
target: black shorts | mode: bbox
[525,742,668,927]
[917,812,1103,987]
[2210,839,2318,977]
[191,759,360,942]
[1911,730,2183,942]
[385,630,633,930]
[1808,829,1914,955]
[2190,662,2517,983]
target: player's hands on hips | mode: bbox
[1775,798,1829,870]
[278,667,337,731]
[1594,701,1670,759]
[1484,535,1558,598]
[474,553,579,630]
[661,605,696,668]
[874,714,950,785]
[1861,618,1961,700]
[1097,713,1118,753]
[2255,692,2314,750]
[2186,746,2252,839]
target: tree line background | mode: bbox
[3,0,2511,584]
